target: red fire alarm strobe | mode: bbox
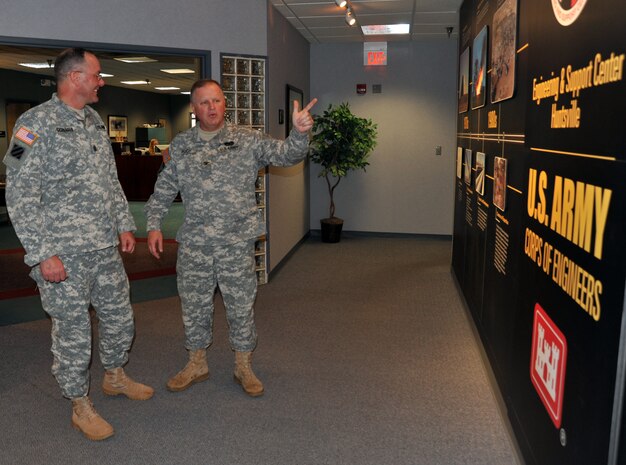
[357,84,366,95]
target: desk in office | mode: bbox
[114,154,163,201]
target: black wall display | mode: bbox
[452,0,626,464]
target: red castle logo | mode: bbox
[530,303,568,428]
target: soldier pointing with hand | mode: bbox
[145,79,316,396]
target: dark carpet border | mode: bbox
[0,237,178,300]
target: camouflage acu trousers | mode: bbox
[30,247,134,399]
[176,239,258,352]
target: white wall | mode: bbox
[0,0,268,77]
[266,4,311,271]
[310,40,458,235]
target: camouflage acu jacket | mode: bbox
[145,123,309,245]
[2,93,136,266]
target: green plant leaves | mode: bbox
[309,102,378,218]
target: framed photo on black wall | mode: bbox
[471,25,488,110]
[490,0,518,103]
[458,47,470,113]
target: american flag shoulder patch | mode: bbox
[14,126,38,146]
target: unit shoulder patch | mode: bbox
[3,130,37,170]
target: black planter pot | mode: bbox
[320,218,344,243]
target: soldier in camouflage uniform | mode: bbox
[2,48,153,441]
[145,79,316,396]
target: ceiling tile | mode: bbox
[351,0,414,15]
[271,0,462,43]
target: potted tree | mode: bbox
[309,102,377,242]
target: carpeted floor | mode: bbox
[0,234,522,465]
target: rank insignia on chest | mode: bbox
[14,127,38,146]
[217,142,238,153]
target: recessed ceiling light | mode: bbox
[155,87,180,91]
[18,62,52,69]
[114,56,157,63]
[121,80,150,85]
[100,73,114,78]
[361,24,410,35]
[180,91,191,95]
[161,68,195,74]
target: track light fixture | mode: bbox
[345,8,356,26]
[336,0,356,27]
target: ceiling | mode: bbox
[0,45,202,95]
[270,0,462,43]
[0,1,462,94]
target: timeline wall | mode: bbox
[452,0,626,464]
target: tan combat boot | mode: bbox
[102,367,154,400]
[234,351,264,397]
[71,396,114,441]
[166,349,209,392]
